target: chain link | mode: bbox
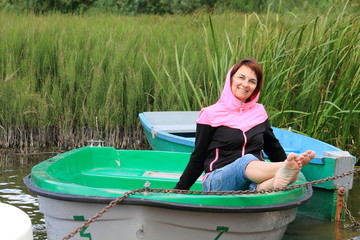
[62,167,360,240]
[62,189,146,240]
[342,201,360,227]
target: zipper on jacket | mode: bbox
[209,148,219,172]
[241,131,247,157]
[260,150,265,161]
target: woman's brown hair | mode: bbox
[230,58,263,99]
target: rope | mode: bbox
[62,167,360,240]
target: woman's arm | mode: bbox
[174,123,214,190]
[262,120,287,162]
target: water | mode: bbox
[0,151,359,240]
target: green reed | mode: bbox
[0,7,359,155]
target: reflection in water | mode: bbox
[0,151,55,240]
[0,151,359,240]
[284,214,360,240]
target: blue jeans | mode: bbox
[203,154,259,191]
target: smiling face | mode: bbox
[231,65,258,102]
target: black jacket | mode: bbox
[174,119,286,190]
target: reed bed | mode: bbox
[0,7,359,156]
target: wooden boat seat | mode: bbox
[82,168,146,178]
[82,169,182,179]
[151,124,195,133]
[81,168,186,189]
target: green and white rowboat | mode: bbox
[24,146,312,240]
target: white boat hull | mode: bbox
[39,196,297,240]
[0,202,33,240]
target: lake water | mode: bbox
[0,151,359,240]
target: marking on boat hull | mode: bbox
[73,216,92,240]
[215,226,229,240]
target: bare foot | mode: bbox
[299,150,315,166]
[289,154,305,183]
[273,153,301,188]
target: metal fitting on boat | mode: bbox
[136,225,145,239]
[337,186,346,196]
[144,181,151,195]
[87,139,104,147]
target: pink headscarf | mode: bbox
[197,65,268,132]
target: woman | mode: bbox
[174,58,315,191]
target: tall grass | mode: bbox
[0,7,359,155]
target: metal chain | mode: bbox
[62,189,145,240]
[342,201,360,227]
[63,167,360,240]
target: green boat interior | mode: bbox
[26,147,312,210]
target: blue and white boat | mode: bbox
[139,111,357,221]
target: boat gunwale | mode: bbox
[23,174,313,213]
[139,112,195,147]
[139,111,344,155]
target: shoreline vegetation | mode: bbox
[0,1,359,156]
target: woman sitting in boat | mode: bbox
[175,58,315,191]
